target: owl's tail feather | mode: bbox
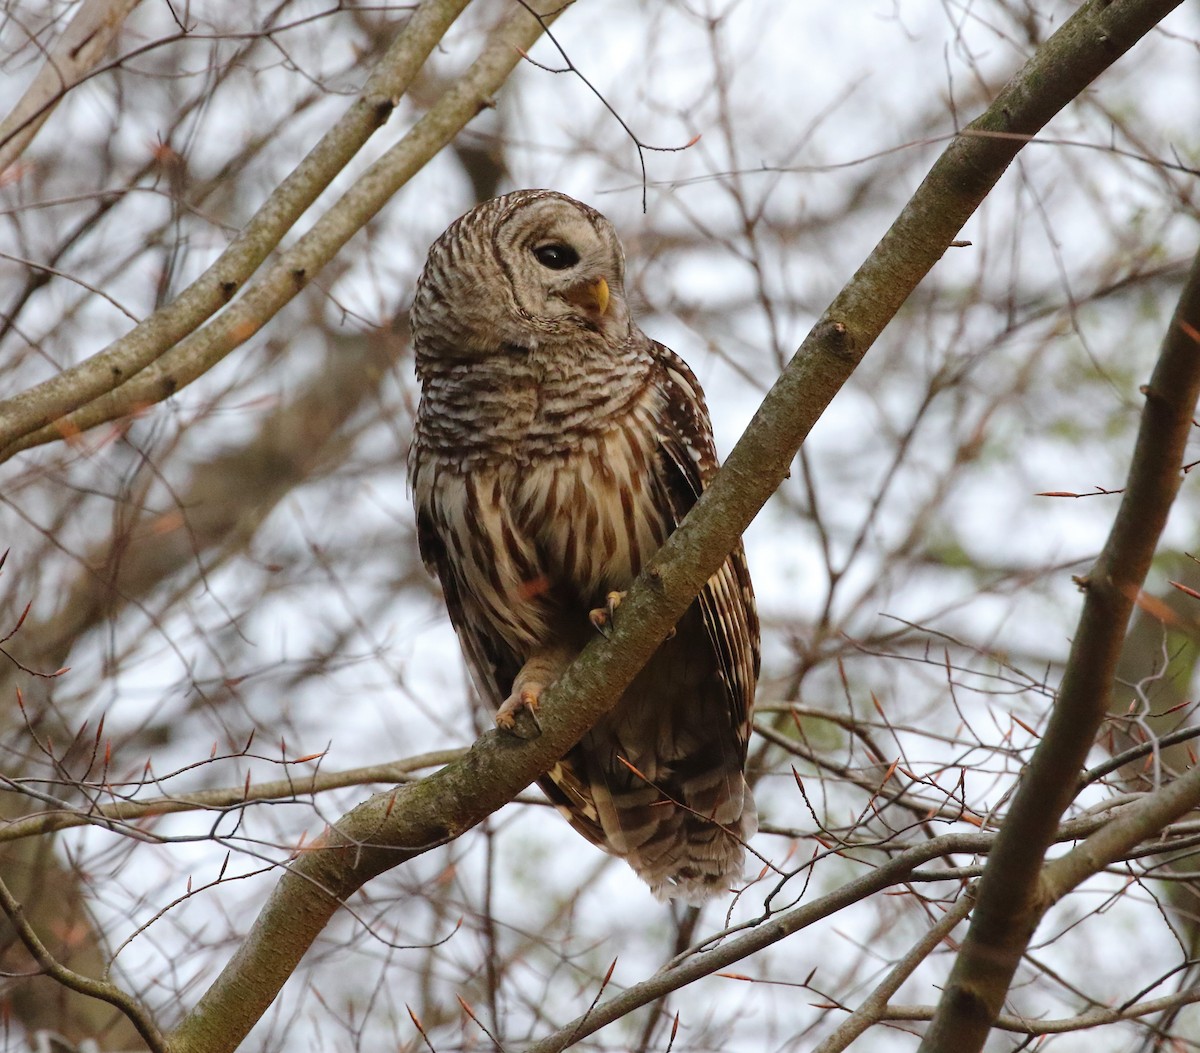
[540,741,757,903]
[588,762,758,905]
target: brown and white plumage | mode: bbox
[408,190,759,902]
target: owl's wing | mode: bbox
[652,343,761,749]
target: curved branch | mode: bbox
[0,874,165,1052]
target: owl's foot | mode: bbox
[588,591,626,637]
[588,591,679,641]
[496,644,578,739]
[496,685,543,739]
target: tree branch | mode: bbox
[812,897,975,1053]
[0,0,472,457]
[0,749,467,844]
[526,773,1200,1053]
[919,236,1200,1049]
[0,0,564,459]
[886,986,1200,1035]
[0,0,141,175]
[1044,753,1200,903]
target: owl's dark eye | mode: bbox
[532,243,579,270]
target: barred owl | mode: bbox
[409,190,759,903]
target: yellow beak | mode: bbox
[563,277,610,316]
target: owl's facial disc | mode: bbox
[528,238,622,335]
[495,196,629,339]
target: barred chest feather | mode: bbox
[413,383,672,655]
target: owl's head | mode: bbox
[412,190,634,366]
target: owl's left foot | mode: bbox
[496,643,578,739]
[588,591,626,637]
[496,685,543,739]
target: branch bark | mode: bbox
[919,238,1200,1049]
[0,0,141,175]
[163,0,1184,1049]
[0,0,472,457]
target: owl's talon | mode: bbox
[588,608,612,637]
[589,590,626,637]
[496,686,543,739]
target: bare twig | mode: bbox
[0,748,467,844]
[0,0,141,174]
[524,772,1200,1052]
[885,986,1200,1035]
[0,873,166,1052]
[813,897,973,1053]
